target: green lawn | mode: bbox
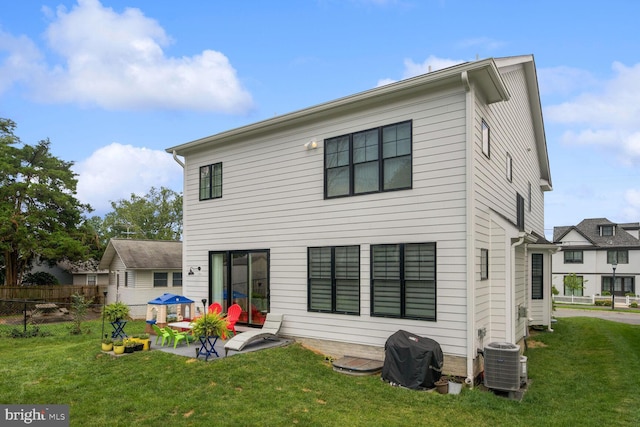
[1,317,639,426]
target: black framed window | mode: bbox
[200,162,222,200]
[602,276,634,295]
[516,193,525,231]
[481,119,490,158]
[153,272,168,287]
[564,250,583,264]
[480,248,489,280]
[531,253,543,299]
[308,246,360,315]
[600,225,614,236]
[173,272,182,287]
[371,243,436,321]
[325,121,412,198]
[607,250,629,264]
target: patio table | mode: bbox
[168,321,193,331]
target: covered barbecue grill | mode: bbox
[381,330,444,390]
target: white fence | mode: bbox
[553,295,640,306]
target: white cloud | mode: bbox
[0,30,46,92]
[537,66,598,97]
[2,0,253,113]
[377,55,465,86]
[73,143,182,215]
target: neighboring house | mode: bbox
[553,218,640,298]
[166,54,554,382]
[58,259,109,287]
[98,239,183,318]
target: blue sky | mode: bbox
[2,0,640,238]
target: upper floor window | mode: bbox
[480,248,489,280]
[564,250,583,264]
[308,246,360,314]
[200,163,222,200]
[600,225,615,236]
[325,121,412,198]
[371,242,436,321]
[607,250,628,264]
[481,119,490,158]
[516,193,525,231]
[153,272,168,287]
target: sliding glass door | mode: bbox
[210,250,269,326]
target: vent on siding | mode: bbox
[484,342,521,392]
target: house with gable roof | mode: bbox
[553,218,640,299]
[166,54,554,381]
[99,239,184,318]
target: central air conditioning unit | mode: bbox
[484,342,521,392]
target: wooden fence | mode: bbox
[0,285,108,304]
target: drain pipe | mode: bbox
[509,233,526,344]
[172,150,185,168]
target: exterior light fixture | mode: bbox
[304,140,318,150]
[188,266,201,275]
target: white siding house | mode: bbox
[553,218,640,302]
[99,239,184,318]
[167,55,554,382]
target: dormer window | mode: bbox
[599,225,615,237]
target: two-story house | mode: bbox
[553,218,640,300]
[166,55,554,382]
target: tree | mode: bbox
[100,186,182,241]
[0,118,93,285]
[563,273,586,296]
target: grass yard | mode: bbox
[0,317,639,426]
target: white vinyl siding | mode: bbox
[181,85,469,355]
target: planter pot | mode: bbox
[134,343,144,352]
[113,345,125,355]
[124,346,135,354]
[142,339,151,351]
[434,379,448,394]
[448,381,463,395]
[101,343,113,352]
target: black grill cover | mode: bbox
[381,330,444,390]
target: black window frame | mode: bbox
[199,162,223,201]
[607,250,629,264]
[481,119,490,158]
[516,193,525,231]
[153,272,168,287]
[602,276,635,295]
[307,246,360,315]
[600,225,614,237]
[173,272,183,287]
[324,120,412,199]
[480,248,489,280]
[531,253,543,300]
[563,250,584,264]
[370,242,437,321]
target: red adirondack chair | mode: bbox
[225,304,242,336]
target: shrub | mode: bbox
[630,302,638,308]
[22,271,59,286]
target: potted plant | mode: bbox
[138,333,151,351]
[190,312,229,339]
[434,377,448,394]
[113,340,125,355]
[124,339,137,353]
[101,338,113,352]
[103,301,130,323]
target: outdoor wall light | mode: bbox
[188,266,201,275]
[304,140,318,150]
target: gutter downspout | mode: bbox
[172,150,185,168]
[462,70,476,387]
[509,233,526,344]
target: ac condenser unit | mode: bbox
[484,342,521,392]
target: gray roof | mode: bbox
[99,239,182,270]
[553,218,640,247]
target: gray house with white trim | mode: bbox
[167,54,554,381]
